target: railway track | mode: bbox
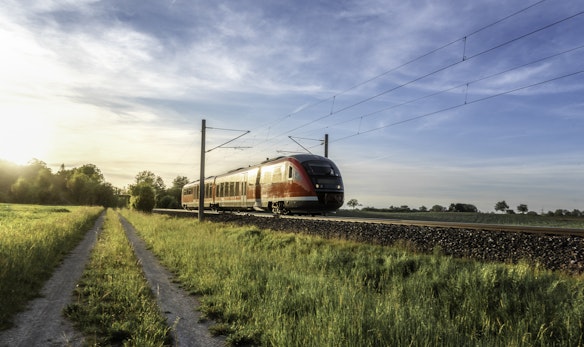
[153,208,584,238]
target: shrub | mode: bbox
[130,183,155,213]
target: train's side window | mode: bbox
[288,166,293,179]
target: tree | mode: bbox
[517,204,528,214]
[449,203,478,213]
[131,170,166,206]
[346,198,360,209]
[495,200,509,213]
[166,176,189,207]
[10,177,34,203]
[430,205,445,212]
[130,183,156,212]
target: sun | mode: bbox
[0,115,52,165]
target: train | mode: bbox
[181,154,344,214]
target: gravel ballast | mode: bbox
[204,214,584,274]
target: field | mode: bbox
[3,204,584,346]
[336,209,584,229]
[0,203,103,329]
[121,210,584,346]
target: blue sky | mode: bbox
[1,0,583,212]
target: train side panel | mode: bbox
[181,178,216,210]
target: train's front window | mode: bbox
[304,161,338,176]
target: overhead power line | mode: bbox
[327,70,584,144]
[282,9,584,136]
[321,43,584,131]
[251,0,551,139]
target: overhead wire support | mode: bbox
[288,136,314,155]
[205,129,251,153]
[287,135,329,156]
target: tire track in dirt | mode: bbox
[0,212,105,347]
[118,214,226,347]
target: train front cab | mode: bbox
[261,155,344,214]
[296,156,344,212]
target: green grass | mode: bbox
[0,203,103,330]
[120,209,584,346]
[337,209,584,228]
[65,209,170,346]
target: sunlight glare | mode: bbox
[0,113,52,165]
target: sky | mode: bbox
[0,0,583,212]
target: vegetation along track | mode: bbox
[156,210,584,274]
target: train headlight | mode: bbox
[315,184,320,188]
[337,185,342,189]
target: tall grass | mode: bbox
[65,209,170,346]
[120,210,584,346]
[0,203,103,330]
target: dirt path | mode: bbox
[1,212,226,347]
[0,212,105,347]
[119,215,226,347]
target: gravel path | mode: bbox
[0,212,105,347]
[119,214,226,347]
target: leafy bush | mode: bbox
[130,183,155,212]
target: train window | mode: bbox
[288,167,293,179]
[235,181,240,196]
[304,162,336,176]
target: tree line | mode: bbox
[346,198,583,216]
[0,159,189,211]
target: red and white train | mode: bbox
[181,154,344,214]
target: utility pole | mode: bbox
[197,119,249,221]
[198,119,206,221]
[324,133,329,158]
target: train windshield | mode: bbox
[303,161,338,176]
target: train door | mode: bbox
[241,173,247,207]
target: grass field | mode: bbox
[0,203,103,330]
[120,209,584,346]
[336,209,584,229]
[65,209,170,346]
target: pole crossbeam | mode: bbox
[198,120,251,221]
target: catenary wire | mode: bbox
[246,0,550,139]
[326,70,584,144]
[316,43,584,132]
[279,9,584,138]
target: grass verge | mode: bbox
[65,209,170,346]
[0,203,103,330]
[120,209,584,346]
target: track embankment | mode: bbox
[205,214,584,274]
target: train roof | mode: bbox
[262,154,332,164]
